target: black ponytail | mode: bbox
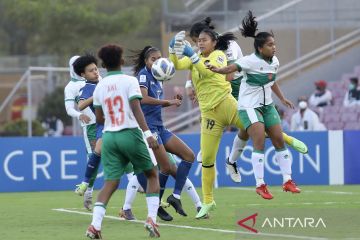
[190,17,215,38]
[200,28,237,51]
[240,10,274,53]
[240,10,257,38]
[131,46,160,76]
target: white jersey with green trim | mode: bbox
[64,79,96,126]
[235,53,279,109]
[93,71,143,132]
[225,40,243,79]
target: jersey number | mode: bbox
[104,96,124,126]
[206,119,215,130]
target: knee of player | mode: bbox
[159,164,172,175]
[184,151,195,163]
[238,130,249,141]
[271,138,286,149]
[201,156,216,166]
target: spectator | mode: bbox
[343,77,360,107]
[291,96,326,131]
[309,80,333,107]
[43,116,64,137]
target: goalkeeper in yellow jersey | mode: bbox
[169,28,307,219]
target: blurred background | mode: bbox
[1,0,360,137]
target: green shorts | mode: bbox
[167,152,177,165]
[83,124,96,154]
[101,128,155,180]
[124,162,134,174]
[238,104,281,130]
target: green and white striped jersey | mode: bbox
[235,53,279,109]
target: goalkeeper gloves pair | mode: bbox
[169,31,199,64]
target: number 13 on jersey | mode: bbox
[104,96,124,126]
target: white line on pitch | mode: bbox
[52,208,327,240]
[246,201,360,207]
[226,187,359,195]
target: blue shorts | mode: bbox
[96,124,104,140]
[149,125,173,145]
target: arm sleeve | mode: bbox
[234,56,251,72]
[192,50,227,78]
[169,54,192,70]
[65,101,81,118]
[64,86,81,118]
[129,78,143,101]
[137,73,150,89]
[226,41,243,61]
[93,85,102,108]
[308,94,317,107]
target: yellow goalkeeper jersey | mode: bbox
[170,50,231,112]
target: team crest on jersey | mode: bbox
[139,75,147,83]
[216,56,225,65]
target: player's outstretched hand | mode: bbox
[175,94,183,101]
[281,98,294,109]
[170,99,182,107]
[206,64,221,73]
[79,114,91,124]
[147,136,159,149]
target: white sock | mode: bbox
[123,175,140,210]
[196,150,202,163]
[251,151,265,187]
[86,187,94,192]
[146,196,159,224]
[228,135,247,164]
[276,148,292,183]
[126,172,134,181]
[91,202,106,230]
[183,178,201,208]
[172,193,181,199]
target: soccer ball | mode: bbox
[151,58,175,81]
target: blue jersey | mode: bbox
[79,81,97,114]
[137,67,163,126]
[79,80,103,139]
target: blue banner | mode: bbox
[343,131,360,184]
[0,132,331,192]
[174,132,329,188]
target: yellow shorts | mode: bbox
[200,94,244,166]
[201,94,243,137]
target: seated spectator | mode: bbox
[43,116,64,137]
[343,77,360,107]
[291,96,327,131]
[309,80,333,107]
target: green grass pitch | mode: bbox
[1,185,359,240]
